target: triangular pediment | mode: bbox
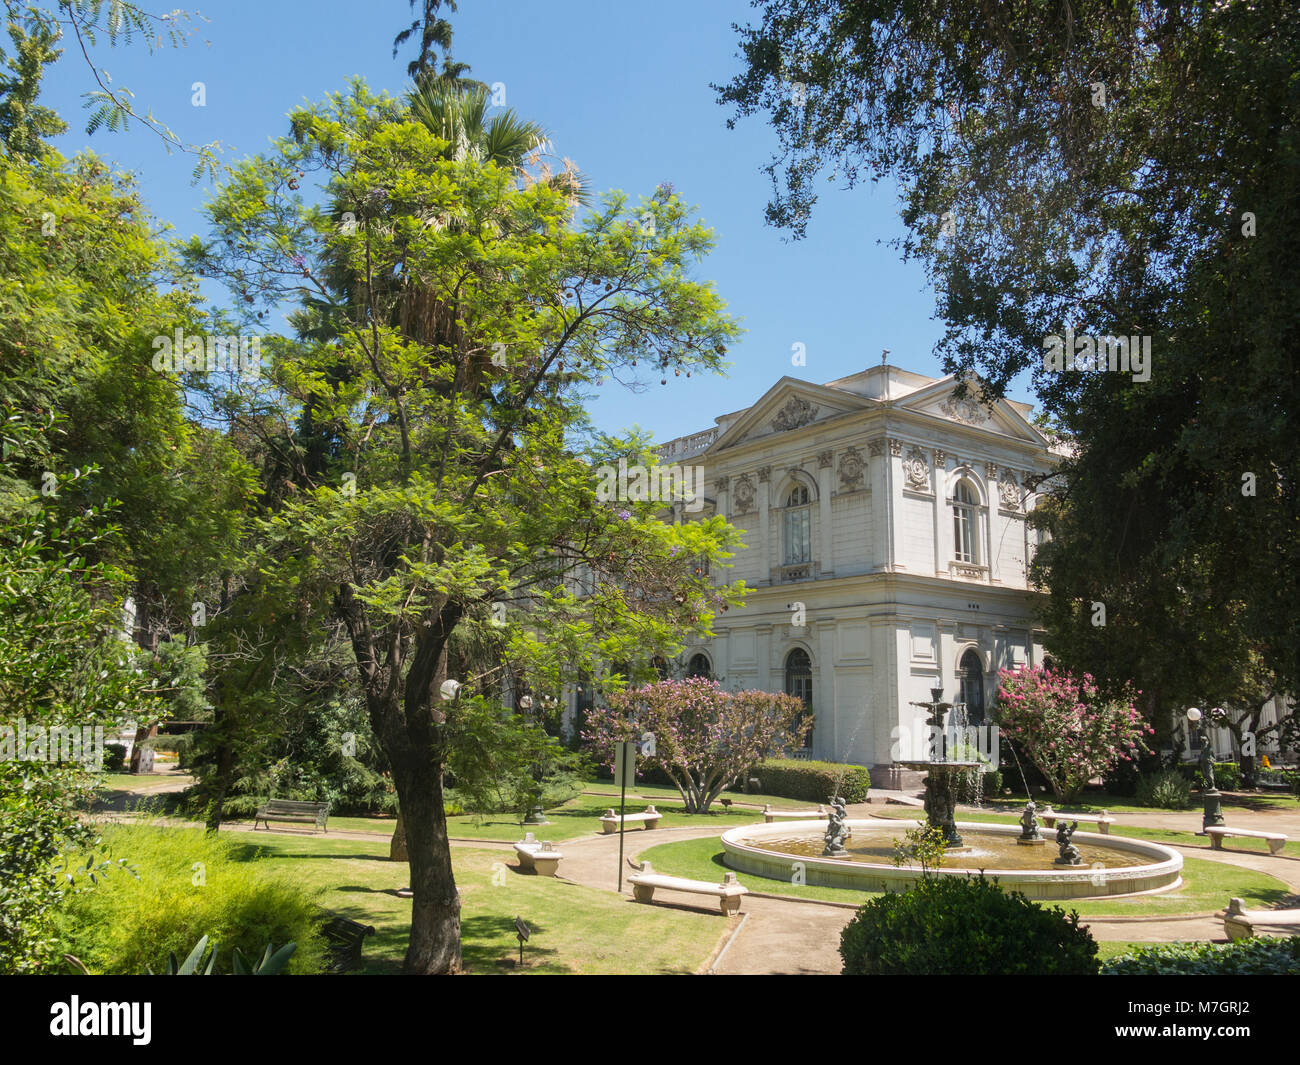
[711,377,876,452]
[900,376,1049,445]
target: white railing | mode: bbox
[655,428,718,460]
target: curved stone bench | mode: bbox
[1224,897,1300,940]
[627,861,748,915]
[1206,826,1287,855]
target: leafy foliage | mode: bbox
[445,696,588,816]
[0,508,158,973]
[994,666,1151,802]
[1103,937,1300,976]
[1134,768,1192,810]
[584,678,807,812]
[57,822,326,975]
[839,875,1100,976]
[891,824,947,874]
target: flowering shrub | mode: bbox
[583,677,808,812]
[993,666,1152,803]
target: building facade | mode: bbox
[643,363,1065,779]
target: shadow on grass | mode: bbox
[86,789,188,815]
[224,840,392,862]
[460,914,570,974]
[1220,792,1300,812]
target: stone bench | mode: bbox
[626,861,748,915]
[1206,826,1288,855]
[1223,897,1300,940]
[762,804,828,822]
[254,799,330,833]
[599,805,661,834]
[514,834,563,876]
[1038,808,1115,834]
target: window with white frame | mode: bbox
[784,484,812,564]
[952,480,979,563]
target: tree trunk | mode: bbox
[392,759,461,974]
[1240,752,1257,789]
[205,737,235,832]
[390,810,408,861]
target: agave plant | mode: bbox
[148,935,297,975]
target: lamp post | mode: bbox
[1187,707,1226,832]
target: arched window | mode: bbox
[958,649,985,725]
[952,480,979,563]
[687,653,711,678]
[784,484,812,564]
[784,647,813,748]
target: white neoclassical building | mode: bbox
[639,362,1067,781]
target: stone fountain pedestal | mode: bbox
[898,760,982,848]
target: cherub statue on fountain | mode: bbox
[1018,800,1042,842]
[1053,820,1082,866]
[822,796,849,857]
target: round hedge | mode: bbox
[839,874,1100,975]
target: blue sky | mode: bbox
[41,0,1035,441]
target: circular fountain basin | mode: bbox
[721,819,1183,900]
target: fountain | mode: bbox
[720,685,1183,898]
[720,819,1183,899]
[895,687,982,848]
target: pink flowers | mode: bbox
[995,665,1150,803]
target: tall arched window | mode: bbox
[784,647,813,749]
[958,649,985,725]
[952,480,979,563]
[784,484,812,564]
[687,653,711,678]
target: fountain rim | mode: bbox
[720,819,1183,888]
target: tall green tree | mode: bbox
[188,81,746,973]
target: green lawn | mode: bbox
[1097,941,1163,962]
[93,772,181,791]
[233,834,729,974]
[216,795,772,842]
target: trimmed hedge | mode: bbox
[839,875,1100,975]
[103,743,126,773]
[750,759,870,803]
[1103,937,1300,975]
